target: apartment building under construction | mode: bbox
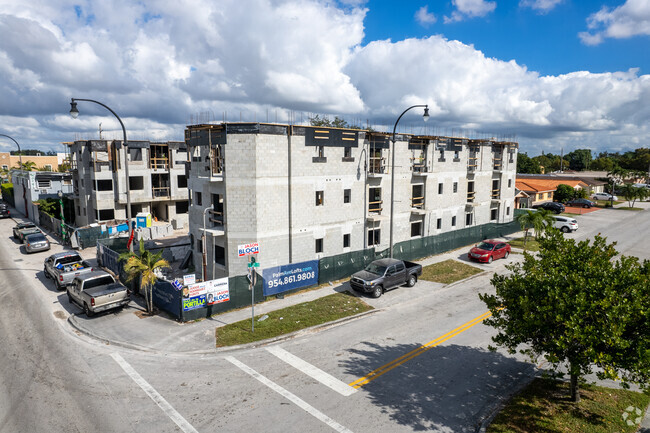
[185,123,518,280]
[67,139,189,228]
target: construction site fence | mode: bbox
[96,218,522,322]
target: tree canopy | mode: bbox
[480,231,650,402]
[516,153,542,174]
[553,184,576,203]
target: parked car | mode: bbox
[349,258,423,298]
[13,222,37,239]
[532,201,565,214]
[0,204,9,219]
[24,233,51,253]
[592,192,617,201]
[67,271,130,317]
[468,240,511,264]
[44,252,94,290]
[551,215,578,233]
[17,227,43,243]
[565,198,596,208]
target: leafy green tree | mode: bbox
[553,184,575,203]
[119,240,170,315]
[565,149,592,171]
[590,156,615,171]
[309,115,370,130]
[480,232,650,402]
[516,153,541,174]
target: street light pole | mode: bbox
[0,133,23,172]
[69,98,133,252]
[389,105,429,258]
[58,190,66,241]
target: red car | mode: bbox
[468,240,511,264]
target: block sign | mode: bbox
[238,242,260,257]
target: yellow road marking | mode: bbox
[349,311,493,389]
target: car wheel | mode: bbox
[583,204,589,208]
[372,286,383,298]
[43,268,49,278]
[407,274,417,287]
[67,292,73,304]
[84,303,94,317]
[488,256,493,264]
[504,251,509,259]
[561,226,570,233]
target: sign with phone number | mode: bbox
[262,260,319,296]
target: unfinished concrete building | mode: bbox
[185,123,518,280]
[67,140,189,228]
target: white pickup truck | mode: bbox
[44,252,94,290]
[67,271,130,317]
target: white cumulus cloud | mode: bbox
[519,0,563,13]
[579,0,650,45]
[415,6,437,26]
[444,0,497,23]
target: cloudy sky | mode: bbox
[0,0,649,157]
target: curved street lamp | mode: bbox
[0,133,23,172]
[389,105,429,258]
[70,98,133,251]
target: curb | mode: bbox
[474,371,538,433]
[67,307,381,355]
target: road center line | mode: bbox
[266,346,357,397]
[110,353,199,433]
[225,356,354,433]
[349,310,493,389]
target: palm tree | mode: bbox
[515,210,536,250]
[532,209,556,239]
[19,160,36,171]
[620,183,639,207]
[119,239,170,315]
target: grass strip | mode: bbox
[215,292,373,347]
[420,259,482,284]
[508,237,540,252]
[488,378,650,433]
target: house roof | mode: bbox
[515,178,588,192]
[517,173,607,186]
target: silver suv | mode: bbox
[552,215,578,233]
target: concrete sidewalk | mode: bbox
[66,243,497,355]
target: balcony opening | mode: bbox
[467,181,475,202]
[368,187,382,214]
[150,143,170,170]
[411,221,422,237]
[368,147,385,174]
[210,194,224,227]
[152,173,170,198]
[411,184,424,209]
[214,245,225,266]
[410,139,428,173]
[367,227,381,246]
[97,179,112,191]
[492,179,500,199]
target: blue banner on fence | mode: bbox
[263,260,319,296]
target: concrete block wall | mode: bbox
[185,124,518,280]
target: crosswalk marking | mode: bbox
[266,346,357,397]
[225,356,354,433]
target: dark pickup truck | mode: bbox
[349,258,423,298]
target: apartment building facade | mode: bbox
[186,123,518,280]
[11,170,73,218]
[67,140,189,228]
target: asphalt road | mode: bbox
[0,203,647,433]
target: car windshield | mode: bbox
[83,276,115,290]
[476,242,495,251]
[26,234,47,242]
[19,223,36,229]
[58,255,83,265]
[364,263,387,275]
